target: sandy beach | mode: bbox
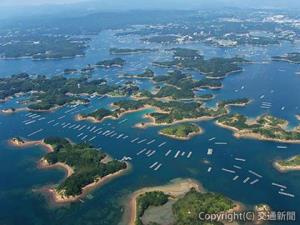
[273,159,300,172]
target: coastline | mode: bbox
[75,105,166,124]
[273,158,300,172]
[123,178,244,225]
[9,137,131,204]
[47,162,131,204]
[124,178,202,225]
[215,121,300,144]
[135,114,214,129]
[158,127,203,140]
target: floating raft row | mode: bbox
[278,191,295,198]
[165,150,172,156]
[248,170,263,178]
[234,157,246,162]
[158,142,166,147]
[27,128,44,137]
[277,145,287,149]
[222,168,236,174]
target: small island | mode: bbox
[216,114,300,143]
[274,155,300,172]
[124,178,241,225]
[121,69,155,79]
[10,137,128,203]
[159,123,202,140]
[95,57,125,68]
[110,48,157,55]
[272,53,300,64]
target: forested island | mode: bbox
[272,53,300,64]
[159,123,202,140]
[216,114,300,143]
[11,137,128,203]
[121,69,155,79]
[110,48,157,55]
[126,179,239,225]
[0,35,89,60]
[0,73,138,111]
[274,155,300,172]
[153,48,247,79]
[77,97,250,126]
[95,57,125,68]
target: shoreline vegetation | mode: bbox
[76,98,250,128]
[272,53,300,64]
[274,155,300,172]
[159,123,203,140]
[9,137,129,204]
[123,178,243,225]
[216,114,300,144]
[152,48,247,79]
[110,48,157,55]
[0,66,140,110]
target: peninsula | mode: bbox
[272,53,300,64]
[216,114,300,143]
[10,137,128,203]
[124,178,241,225]
[274,155,300,172]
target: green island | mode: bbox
[216,114,300,143]
[134,70,222,100]
[42,137,128,202]
[274,155,300,172]
[159,123,202,140]
[272,53,300,64]
[153,48,247,79]
[0,73,138,110]
[122,69,155,79]
[110,48,157,55]
[0,35,89,60]
[129,179,238,225]
[77,97,250,126]
[95,57,125,68]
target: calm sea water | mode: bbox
[0,29,300,225]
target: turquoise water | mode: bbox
[0,30,300,225]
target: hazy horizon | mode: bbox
[2,0,300,9]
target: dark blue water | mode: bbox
[0,29,300,225]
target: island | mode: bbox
[274,155,300,172]
[216,114,300,143]
[124,178,241,225]
[110,48,157,55]
[95,58,125,68]
[159,123,203,140]
[272,53,300,64]
[0,73,138,111]
[0,35,89,60]
[77,98,250,127]
[153,48,247,79]
[10,137,129,203]
[121,69,155,79]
